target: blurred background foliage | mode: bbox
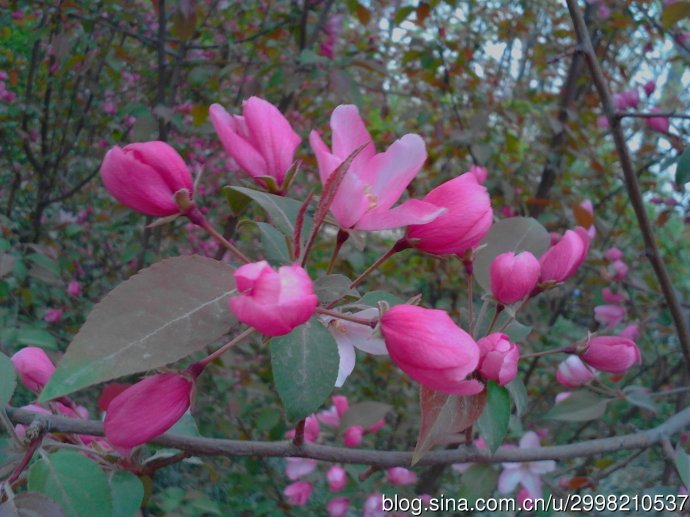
[1,0,689,514]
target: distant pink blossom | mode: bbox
[327,498,350,517]
[326,465,348,492]
[284,481,313,506]
[343,425,364,447]
[285,457,317,480]
[386,467,417,485]
[498,431,556,499]
[67,280,82,297]
[619,323,640,341]
[594,304,627,329]
[44,308,63,323]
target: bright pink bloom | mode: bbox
[643,80,656,96]
[332,395,348,417]
[386,467,417,485]
[604,247,624,261]
[366,418,385,433]
[66,280,82,298]
[476,333,520,386]
[490,252,540,305]
[619,323,640,341]
[611,260,629,280]
[285,457,317,480]
[100,141,194,217]
[406,172,493,256]
[556,355,595,388]
[538,227,590,283]
[613,89,640,110]
[43,308,63,323]
[11,347,55,393]
[229,261,318,337]
[284,481,313,506]
[498,431,556,499]
[287,414,320,442]
[317,395,350,427]
[327,498,350,517]
[594,304,627,329]
[602,288,625,304]
[104,372,193,452]
[646,109,670,134]
[309,105,443,230]
[581,336,641,373]
[327,465,348,492]
[380,305,482,395]
[210,98,300,192]
[343,425,364,447]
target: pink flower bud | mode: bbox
[104,372,194,453]
[43,308,63,323]
[604,247,623,261]
[284,481,313,506]
[380,305,482,395]
[594,304,626,330]
[332,395,349,417]
[366,418,385,434]
[210,97,301,192]
[646,110,670,134]
[406,172,493,256]
[469,164,488,184]
[343,425,364,447]
[611,260,629,280]
[100,141,194,217]
[580,336,641,374]
[476,333,520,386]
[602,288,624,304]
[326,465,348,492]
[556,355,595,387]
[327,497,350,517]
[539,227,590,283]
[11,347,55,392]
[66,280,82,298]
[386,467,417,485]
[490,251,541,305]
[613,89,639,110]
[619,322,640,341]
[643,80,656,97]
[286,457,317,480]
[229,261,318,337]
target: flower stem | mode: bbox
[472,299,490,339]
[199,219,251,264]
[293,419,306,446]
[519,346,574,360]
[327,229,350,274]
[466,270,474,331]
[350,238,410,289]
[486,305,504,334]
[198,328,256,367]
[315,307,377,328]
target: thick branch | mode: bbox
[7,405,690,467]
[565,0,690,375]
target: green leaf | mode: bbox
[0,492,66,517]
[477,382,510,454]
[338,401,391,431]
[255,222,291,265]
[223,187,252,217]
[169,412,200,437]
[474,217,550,293]
[394,5,415,24]
[675,444,690,490]
[506,378,528,418]
[676,147,690,187]
[662,1,690,27]
[0,352,16,409]
[358,291,403,307]
[28,451,112,517]
[270,318,339,421]
[457,464,499,505]
[16,328,58,351]
[313,275,358,305]
[41,256,236,401]
[413,387,486,465]
[110,471,144,517]
[623,386,658,414]
[544,391,611,422]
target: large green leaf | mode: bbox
[313,275,358,305]
[544,391,611,422]
[676,147,690,188]
[270,318,339,421]
[28,451,112,517]
[254,222,291,265]
[41,256,236,401]
[477,381,510,454]
[15,328,58,351]
[110,471,144,517]
[0,352,16,409]
[474,217,550,293]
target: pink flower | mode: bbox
[611,260,629,280]
[406,172,493,256]
[602,288,625,304]
[597,115,609,129]
[643,80,656,97]
[286,414,320,442]
[555,355,595,388]
[604,247,624,261]
[327,465,348,492]
[594,304,626,329]
[646,109,670,134]
[363,493,385,517]
[332,395,348,417]
[476,333,520,386]
[613,89,640,110]
[43,308,63,323]
[538,227,590,283]
[104,372,194,453]
[284,481,313,506]
[327,497,350,517]
[343,425,364,447]
[286,457,317,480]
[498,431,556,499]
[310,105,443,230]
[386,467,417,485]
[100,141,195,218]
[581,336,641,374]
[228,261,318,337]
[469,164,488,184]
[11,347,55,393]
[66,280,82,298]
[210,97,301,193]
[619,322,640,341]
[490,252,540,305]
[380,305,482,395]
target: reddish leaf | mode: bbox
[572,202,594,228]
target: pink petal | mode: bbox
[330,104,375,168]
[498,467,522,493]
[356,199,446,231]
[309,130,341,183]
